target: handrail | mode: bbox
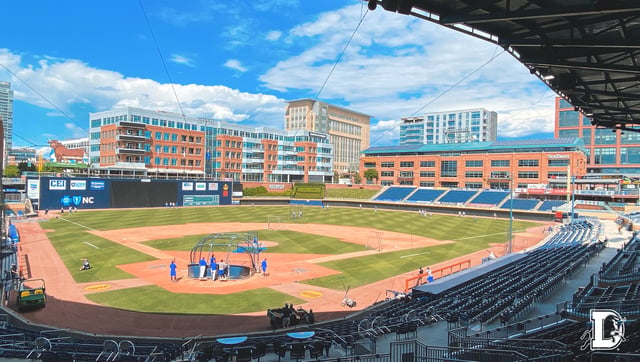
[404,259,471,292]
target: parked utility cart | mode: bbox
[17,279,46,312]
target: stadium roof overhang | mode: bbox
[366,0,640,132]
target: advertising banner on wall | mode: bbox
[26,179,40,199]
[179,181,232,206]
[35,177,111,210]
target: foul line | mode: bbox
[83,241,100,249]
[59,217,98,231]
[400,228,528,258]
[453,229,528,241]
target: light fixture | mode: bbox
[543,74,555,80]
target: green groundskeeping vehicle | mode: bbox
[17,279,46,312]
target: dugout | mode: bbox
[28,177,233,210]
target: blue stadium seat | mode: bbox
[374,187,416,202]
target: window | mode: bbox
[621,132,640,144]
[163,133,170,141]
[491,160,510,167]
[594,148,617,164]
[465,182,482,189]
[558,110,579,127]
[419,171,435,178]
[548,159,569,167]
[490,171,510,179]
[620,147,640,164]
[440,160,457,178]
[399,161,414,168]
[547,171,567,178]
[518,159,539,167]
[420,161,435,167]
[381,162,394,168]
[381,171,394,177]
[595,128,617,145]
[465,160,483,167]
[172,134,178,141]
[518,171,539,179]
[364,162,376,168]
[559,129,579,138]
[419,182,435,187]
[465,171,483,178]
[155,132,162,140]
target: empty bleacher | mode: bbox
[538,200,567,211]
[373,186,416,202]
[468,190,510,207]
[437,189,477,205]
[501,198,540,210]
[405,188,446,203]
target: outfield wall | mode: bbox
[27,177,233,210]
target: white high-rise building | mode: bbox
[0,81,13,150]
[400,108,497,145]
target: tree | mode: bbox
[18,161,36,172]
[4,165,20,177]
[364,168,378,181]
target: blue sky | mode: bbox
[1,0,556,149]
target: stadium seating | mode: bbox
[437,189,478,204]
[468,190,510,206]
[373,186,416,202]
[501,198,540,210]
[405,188,446,203]
[538,200,567,211]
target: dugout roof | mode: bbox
[369,0,640,132]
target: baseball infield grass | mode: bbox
[143,230,368,254]
[44,206,539,314]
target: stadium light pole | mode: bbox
[508,177,513,255]
[571,175,575,222]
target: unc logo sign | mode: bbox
[582,309,626,351]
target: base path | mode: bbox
[8,216,549,338]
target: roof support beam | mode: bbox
[441,5,640,24]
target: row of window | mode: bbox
[92,115,332,143]
[379,170,556,179]
[368,159,569,168]
[154,132,202,143]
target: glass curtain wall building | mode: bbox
[400,108,497,145]
[555,97,640,174]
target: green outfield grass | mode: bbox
[144,229,367,254]
[85,285,304,315]
[325,188,380,199]
[43,206,540,313]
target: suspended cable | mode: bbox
[138,0,186,119]
[0,63,88,134]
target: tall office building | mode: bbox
[555,97,640,173]
[400,108,498,145]
[0,82,13,150]
[285,99,371,173]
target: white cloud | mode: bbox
[261,4,556,140]
[265,30,282,41]
[369,119,402,147]
[170,54,196,67]
[224,59,248,73]
[3,49,286,130]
